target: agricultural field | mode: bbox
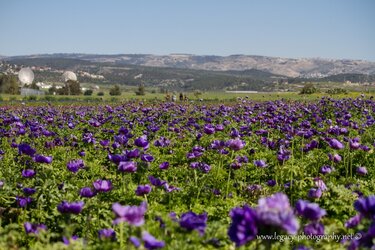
[0,94,374,250]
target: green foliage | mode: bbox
[0,74,20,94]
[326,88,348,95]
[299,83,319,94]
[109,85,121,96]
[84,89,93,96]
[135,84,145,96]
[58,80,82,95]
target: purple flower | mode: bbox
[18,143,36,156]
[66,159,84,173]
[57,201,84,214]
[62,235,79,245]
[328,153,342,163]
[328,138,344,149]
[22,169,36,178]
[142,231,165,250]
[303,222,324,236]
[135,135,149,149]
[93,179,112,192]
[0,180,4,189]
[135,185,152,196]
[227,139,245,151]
[295,200,326,221]
[148,176,167,187]
[253,160,267,168]
[126,148,140,158]
[314,177,327,191]
[33,154,52,164]
[353,195,375,219]
[179,211,208,236]
[159,162,169,170]
[118,161,137,173]
[79,187,96,198]
[204,124,215,135]
[16,196,33,207]
[228,205,258,247]
[112,201,147,226]
[129,236,141,248]
[257,193,299,234]
[356,166,368,176]
[349,139,361,150]
[24,222,47,234]
[98,228,116,240]
[23,187,36,196]
[141,154,154,162]
[100,140,110,147]
[164,183,181,192]
[266,179,276,187]
[345,214,362,228]
[308,188,322,199]
[320,165,333,174]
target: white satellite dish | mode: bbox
[62,71,77,82]
[18,68,34,87]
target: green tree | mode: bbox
[59,80,81,95]
[135,84,145,96]
[84,89,93,96]
[0,74,20,94]
[109,85,121,96]
[299,83,318,95]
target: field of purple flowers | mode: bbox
[0,96,374,250]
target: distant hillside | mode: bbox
[3,57,281,91]
[5,53,375,78]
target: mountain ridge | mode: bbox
[4,53,375,78]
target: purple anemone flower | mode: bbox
[303,222,324,236]
[295,200,326,221]
[253,160,267,168]
[23,187,36,196]
[135,135,149,149]
[112,201,147,226]
[228,205,258,247]
[141,154,154,162]
[314,178,328,191]
[353,195,375,219]
[257,193,299,234]
[159,162,169,170]
[93,179,112,192]
[118,161,137,173]
[328,153,342,163]
[345,214,362,228]
[179,211,208,236]
[356,166,368,176]
[33,154,52,164]
[328,138,344,149]
[98,228,116,241]
[24,222,47,234]
[66,159,84,173]
[22,169,36,178]
[227,139,245,151]
[129,236,141,248]
[57,201,84,214]
[18,143,36,156]
[308,188,322,199]
[16,196,32,207]
[79,187,96,198]
[266,179,276,187]
[135,185,152,196]
[62,235,79,245]
[148,176,167,187]
[142,231,165,250]
[320,165,334,174]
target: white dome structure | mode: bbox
[62,71,77,82]
[18,67,34,87]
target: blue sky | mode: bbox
[0,0,374,61]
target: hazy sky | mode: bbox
[0,0,374,61]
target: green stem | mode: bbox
[226,170,231,198]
